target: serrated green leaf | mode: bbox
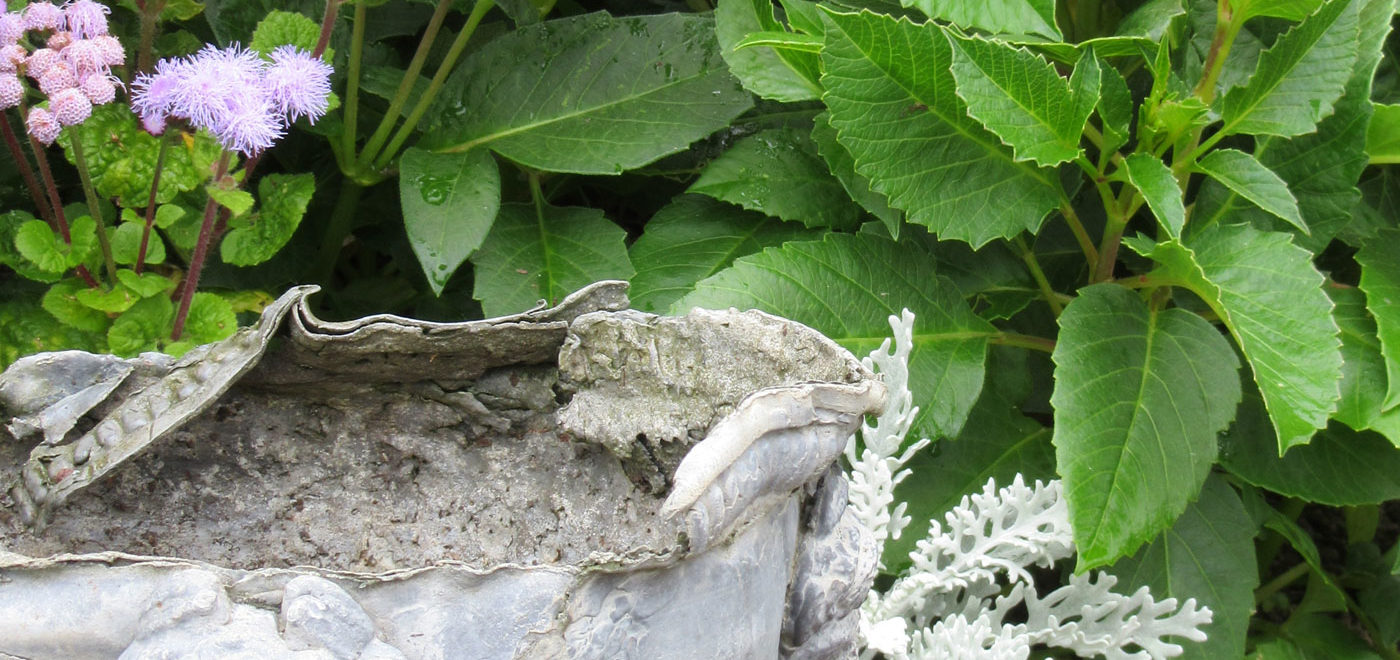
[1052,284,1240,568]
[1145,224,1340,452]
[1116,0,1185,39]
[1239,487,1349,608]
[203,0,324,48]
[108,296,173,357]
[115,270,176,298]
[689,127,864,229]
[1222,389,1400,505]
[111,222,166,266]
[884,384,1055,573]
[206,186,255,218]
[41,279,111,333]
[0,211,59,283]
[1195,149,1307,233]
[904,0,1059,39]
[425,13,754,174]
[716,0,822,101]
[1357,228,1400,411]
[777,0,825,34]
[250,10,326,58]
[399,149,500,296]
[472,203,634,316]
[674,232,996,440]
[1330,287,1392,432]
[56,105,219,207]
[75,284,139,314]
[1369,103,1400,163]
[220,173,315,267]
[1258,615,1385,659]
[628,195,819,314]
[1097,57,1133,153]
[184,292,237,345]
[819,10,1059,247]
[1218,0,1359,137]
[810,112,902,238]
[1107,475,1256,660]
[1123,152,1186,238]
[0,298,106,368]
[1235,0,1326,21]
[732,30,823,53]
[14,216,97,273]
[946,33,1094,167]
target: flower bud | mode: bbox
[26,47,58,79]
[37,60,75,95]
[92,34,122,66]
[0,74,23,109]
[62,0,109,39]
[26,105,60,144]
[78,71,113,104]
[0,12,25,45]
[49,86,90,125]
[22,2,61,32]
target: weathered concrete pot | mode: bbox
[0,282,884,659]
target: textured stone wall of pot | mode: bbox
[0,282,883,659]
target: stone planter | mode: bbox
[0,282,884,660]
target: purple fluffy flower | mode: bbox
[172,44,264,129]
[0,12,24,44]
[26,106,60,143]
[0,73,22,109]
[216,96,284,155]
[61,0,108,39]
[22,2,61,32]
[263,45,332,124]
[49,86,90,124]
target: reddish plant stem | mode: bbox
[0,114,54,224]
[172,151,232,341]
[313,0,342,59]
[28,133,100,288]
[136,135,171,274]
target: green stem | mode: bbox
[373,0,495,171]
[1254,562,1309,605]
[356,0,454,170]
[312,177,367,284]
[70,138,118,284]
[340,2,367,175]
[1192,0,1242,105]
[1014,235,1063,317]
[172,151,232,341]
[1058,201,1099,269]
[990,332,1057,354]
[136,135,171,274]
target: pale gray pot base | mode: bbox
[0,282,882,659]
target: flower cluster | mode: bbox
[131,44,332,156]
[0,0,124,144]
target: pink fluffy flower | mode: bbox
[78,71,112,103]
[46,29,71,50]
[26,105,60,143]
[49,86,89,124]
[62,37,104,75]
[0,12,25,44]
[0,73,22,109]
[61,0,108,39]
[36,60,75,95]
[0,44,26,72]
[92,34,121,66]
[26,47,58,78]
[263,45,332,124]
[22,2,62,32]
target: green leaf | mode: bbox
[1239,487,1349,608]
[41,279,111,333]
[1145,224,1341,452]
[689,127,864,230]
[1123,152,1186,238]
[732,30,824,53]
[155,204,185,229]
[399,148,500,296]
[1096,57,1134,154]
[249,9,325,57]
[1218,0,1359,138]
[884,384,1055,573]
[1357,229,1400,411]
[206,186,255,218]
[115,270,176,298]
[75,285,139,314]
[819,10,1059,247]
[1116,0,1185,39]
[15,217,96,273]
[628,195,819,314]
[946,33,1096,167]
[183,292,237,345]
[1369,103,1400,163]
[1221,390,1400,505]
[674,233,996,440]
[220,173,315,267]
[107,296,173,358]
[1107,475,1257,660]
[0,211,60,283]
[56,104,220,208]
[1330,287,1392,432]
[1255,615,1385,660]
[810,112,902,238]
[1234,0,1326,22]
[904,0,1060,40]
[360,66,432,105]
[715,0,822,101]
[111,221,166,266]
[1194,149,1306,233]
[1051,284,1240,568]
[0,298,105,368]
[472,203,634,316]
[425,13,754,174]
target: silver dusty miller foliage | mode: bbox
[845,311,1214,660]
